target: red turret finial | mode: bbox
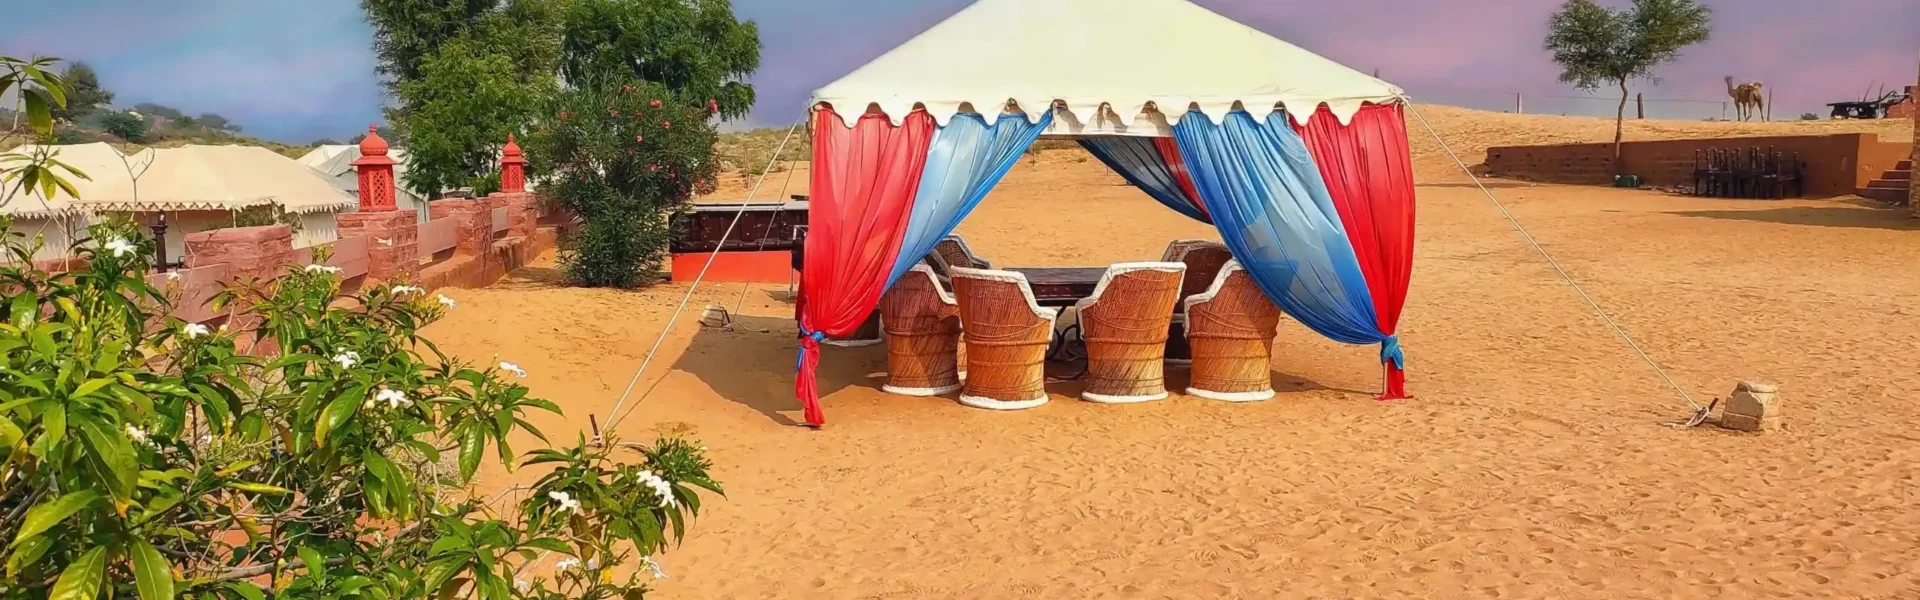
[500,132,528,193]
[357,124,391,157]
[351,124,398,211]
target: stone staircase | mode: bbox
[1858,159,1912,205]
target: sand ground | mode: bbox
[429,109,1920,598]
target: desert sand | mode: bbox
[430,107,1920,598]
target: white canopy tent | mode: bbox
[809,0,1405,136]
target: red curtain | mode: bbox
[1293,103,1416,399]
[796,107,936,426]
[1150,137,1209,219]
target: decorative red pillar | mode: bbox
[352,125,398,212]
[500,133,527,194]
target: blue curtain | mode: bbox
[1079,137,1212,224]
[1171,110,1387,347]
[885,111,1053,288]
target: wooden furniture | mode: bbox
[1072,262,1186,404]
[950,267,1057,410]
[668,198,808,283]
[1005,267,1105,306]
[879,264,963,396]
[1184,261,1282,402]
[1159,238,1212,261]
[1690,147,1804,199]
[931,235,993,272]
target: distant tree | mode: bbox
[100,110,148,142]
[561,0,761,121]
[348,126,398,145]
[50,61,112,121]
[400,37,554,196]
[196,112,239,132]
[131,102,186,120]
[1799,112,1820,121]
[1544,0,1711,174]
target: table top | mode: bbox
[1008,267,1106,306]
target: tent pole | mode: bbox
[1401,102,1701,413]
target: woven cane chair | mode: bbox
[1159,239,1213,262]
[1072,262,1186,404]
[879,264,963,396]
[932,235,993,272]
[950,267,1057,410]
[1166,242,1232,365]
[1184,261,1282,402]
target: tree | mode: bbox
[100,109,148,142]
[560,0,761,121]
[196,112,239,131]
[530,79,719,287]
[401,37,556,197]
[50,61,112,121]
[349,125,398,144]
[1544,0,1710,174]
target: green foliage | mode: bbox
[1,55,68,137]
[1,55,90,211]
[0,218,721,599]
[401,37,556,197]
[1544,0,1710,168]
[530,79,718,287]
[49,63,111,122]
[99,111,147,143]
[560,0,761,121]
[0,145,91,204]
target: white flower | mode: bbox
[182,323,210,338]
[548,490,581,513]
[515,579,529,592]
[499,361,526,378]
[166,271,182,281]
[436,294,457,308]
[103,238,136,258]
[124,424,149,444]
[638,471,675,508]
[641,556,668,580]
[331,350,360,369]
[390,284,424,296]
[585,558,600,570]
[375,388,410,409]
[553,558,580,571]
[302,264,342,275]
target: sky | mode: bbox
[2,0,1915,143]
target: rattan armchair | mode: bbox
[932,235,993,272]
[1166,242,1231,365]
[950,267,1056,410]
[1072,262,1186,403]
[1159,239,1212,262]
[1183,261,1282,402]
[879,264,963,396]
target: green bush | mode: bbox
[0,217,720,599]
[99,111,147,143]
[530,79,718,288]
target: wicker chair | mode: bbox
[932,235,993,272]
[1072,262,1186,403]
[879,264,963,396]
[950,267,1057,410]
[1184,261,1282,402]
[1159,239,1213,262]
[1166,242,1232,365]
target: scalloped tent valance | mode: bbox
[808,0,1404,136]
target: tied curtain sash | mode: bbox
[1293,103,1417,399]
[1171,109,1393,357]
[1079,137,1212,223]
[798,108,936,426]
[885,111,1053,288]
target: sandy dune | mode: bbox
[431,107,1920,598]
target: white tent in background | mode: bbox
[298,144,429,219]
[0,143,137,259]
[808,0,1405,136]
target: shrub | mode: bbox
[99,111,148,143]
[1799,112,1820,121]
[529,79,718,288]
[0,217,719,598]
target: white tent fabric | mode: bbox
[297,144,429,211]
[809,0,1404,136]
[0,143,149,217]
[78,145,355,214]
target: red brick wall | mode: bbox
[1484,133,1907,198]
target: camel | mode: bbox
[1725,76,1766,121]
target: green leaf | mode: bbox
[459,425,484,481]
[49,545,106,600]
[224,482,293,495]
[297,545,326,579]
[313,391,363,447]
[223,583,267,600]
[71,378,112,400]
[22,91,52,136]
[12,490,101,548]
[74,418,138,510]
[7,535,53,577]
[0,414,23,448]
[9,292,35,328]
[129,538,175,600]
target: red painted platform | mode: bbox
[671,251,795,284]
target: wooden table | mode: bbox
[1009,267,1106,307]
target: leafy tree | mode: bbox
[0,220,722,598]
[50,61,112,121]
[100,110,148,142]
[560,0,761,121]
[1,55,90,208]
[1545,0,1711,174]
[401,37,556,197]
[530,79,718,287]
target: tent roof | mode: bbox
[0,143,144,217]
[3,144,354,216]
[809,0,1404,136]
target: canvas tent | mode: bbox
[298,144,430,221]
[792,0,1416,426]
